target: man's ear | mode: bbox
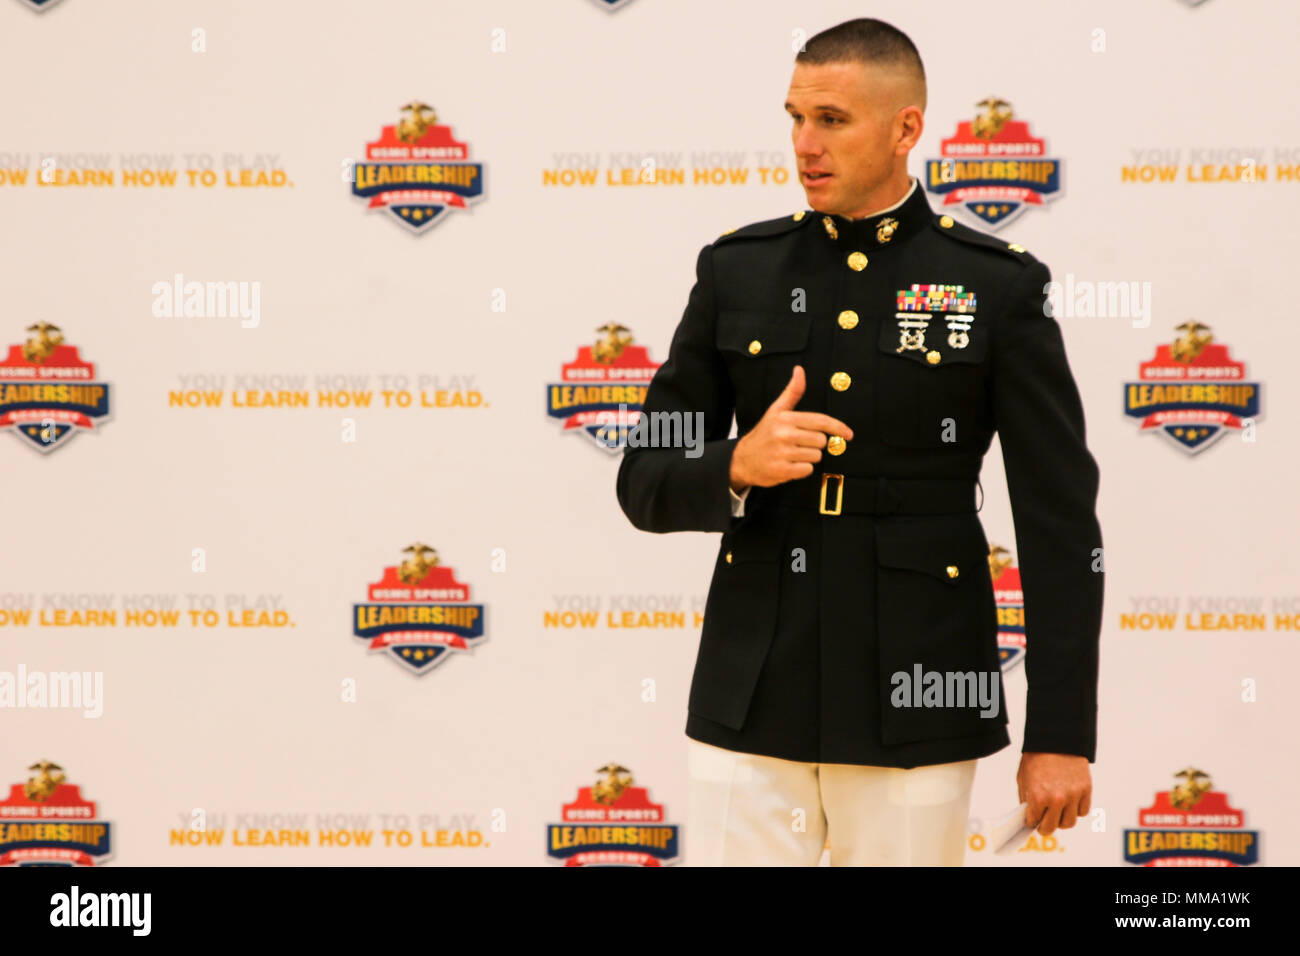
[896,105,924,153]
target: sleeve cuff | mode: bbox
[1022,729,1096,763]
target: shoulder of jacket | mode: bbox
[930,213,1041,268]
[711,210,815,247]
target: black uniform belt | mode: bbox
[756,474,980,517]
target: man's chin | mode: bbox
[801,185,844,216]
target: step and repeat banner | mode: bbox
[1,0,1294,866]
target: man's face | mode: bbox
[784,60,911,216]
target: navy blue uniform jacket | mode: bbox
[616,182,1103,768]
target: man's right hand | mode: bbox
[729,365,854,493]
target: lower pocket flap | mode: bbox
[720,515,786,564]
[875,524,976,585]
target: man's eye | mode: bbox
[822,116,840,126]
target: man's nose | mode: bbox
[793,125,823,160]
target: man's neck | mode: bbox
[843,175,915,220]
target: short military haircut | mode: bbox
[796,18,927,112]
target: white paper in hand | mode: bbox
[989,802,1036,856]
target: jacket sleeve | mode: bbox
[616,243,740,534]
[991,259,1104,762]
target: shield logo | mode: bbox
[352,545,487,675]
[1123,324,1262,456]
[925,98,1062,230]
[989,547,1025,671]
[0,324,112,454]
[547,326,662,454]
[350,102,486,235]
[1,760,113,867]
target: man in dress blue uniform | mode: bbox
[616,18,1103,865]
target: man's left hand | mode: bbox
[1017,752,1091,836]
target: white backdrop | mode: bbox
[1,0,1294,866]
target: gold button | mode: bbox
[939,215,954,228]
[847,252,868,271]
[726,551,733,564]
[720,227,737,237]
[946,565,959,579]
[748,340,762,355]
[837,309,859,330]
[830,371,851,392]
[826,436,846,456]
[926,350,941,365]
[793,211,806,221]
[1008,242,1026,253]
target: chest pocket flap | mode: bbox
[717,311,811,356]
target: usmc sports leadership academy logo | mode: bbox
[352,543,486,675]
[350,101,485,234]
[546,764,681,866]
[0,761,112,866]
[546,323,662,453]
[1123,768,1259,866]
[0,323,111,453]
[925,97,1062,229]
[989,545,1026,670]
[1123,323,1261,454]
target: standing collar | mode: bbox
[847,177,918,220]
[811,176,933,249]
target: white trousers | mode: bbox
[686,738,977,866]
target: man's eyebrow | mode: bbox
[784,101,850,115]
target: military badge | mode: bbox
[0,761,112,866]
[925,97,1062,229]
[350,101,485,234]
[352,543,486,675]
[0,323,111,453]
[546,763,681,866]
[989,545,1026,670]
[546,324,662,453]
[893,315,930,353]
[895,284,977,353]
[1123,323,1261,454]
[1124,768,1259,866]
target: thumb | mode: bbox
[770,365,805,413]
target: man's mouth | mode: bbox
[802,170,832,185]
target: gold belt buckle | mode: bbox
[819,473,844,516]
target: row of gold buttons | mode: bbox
[829,262,862,455]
